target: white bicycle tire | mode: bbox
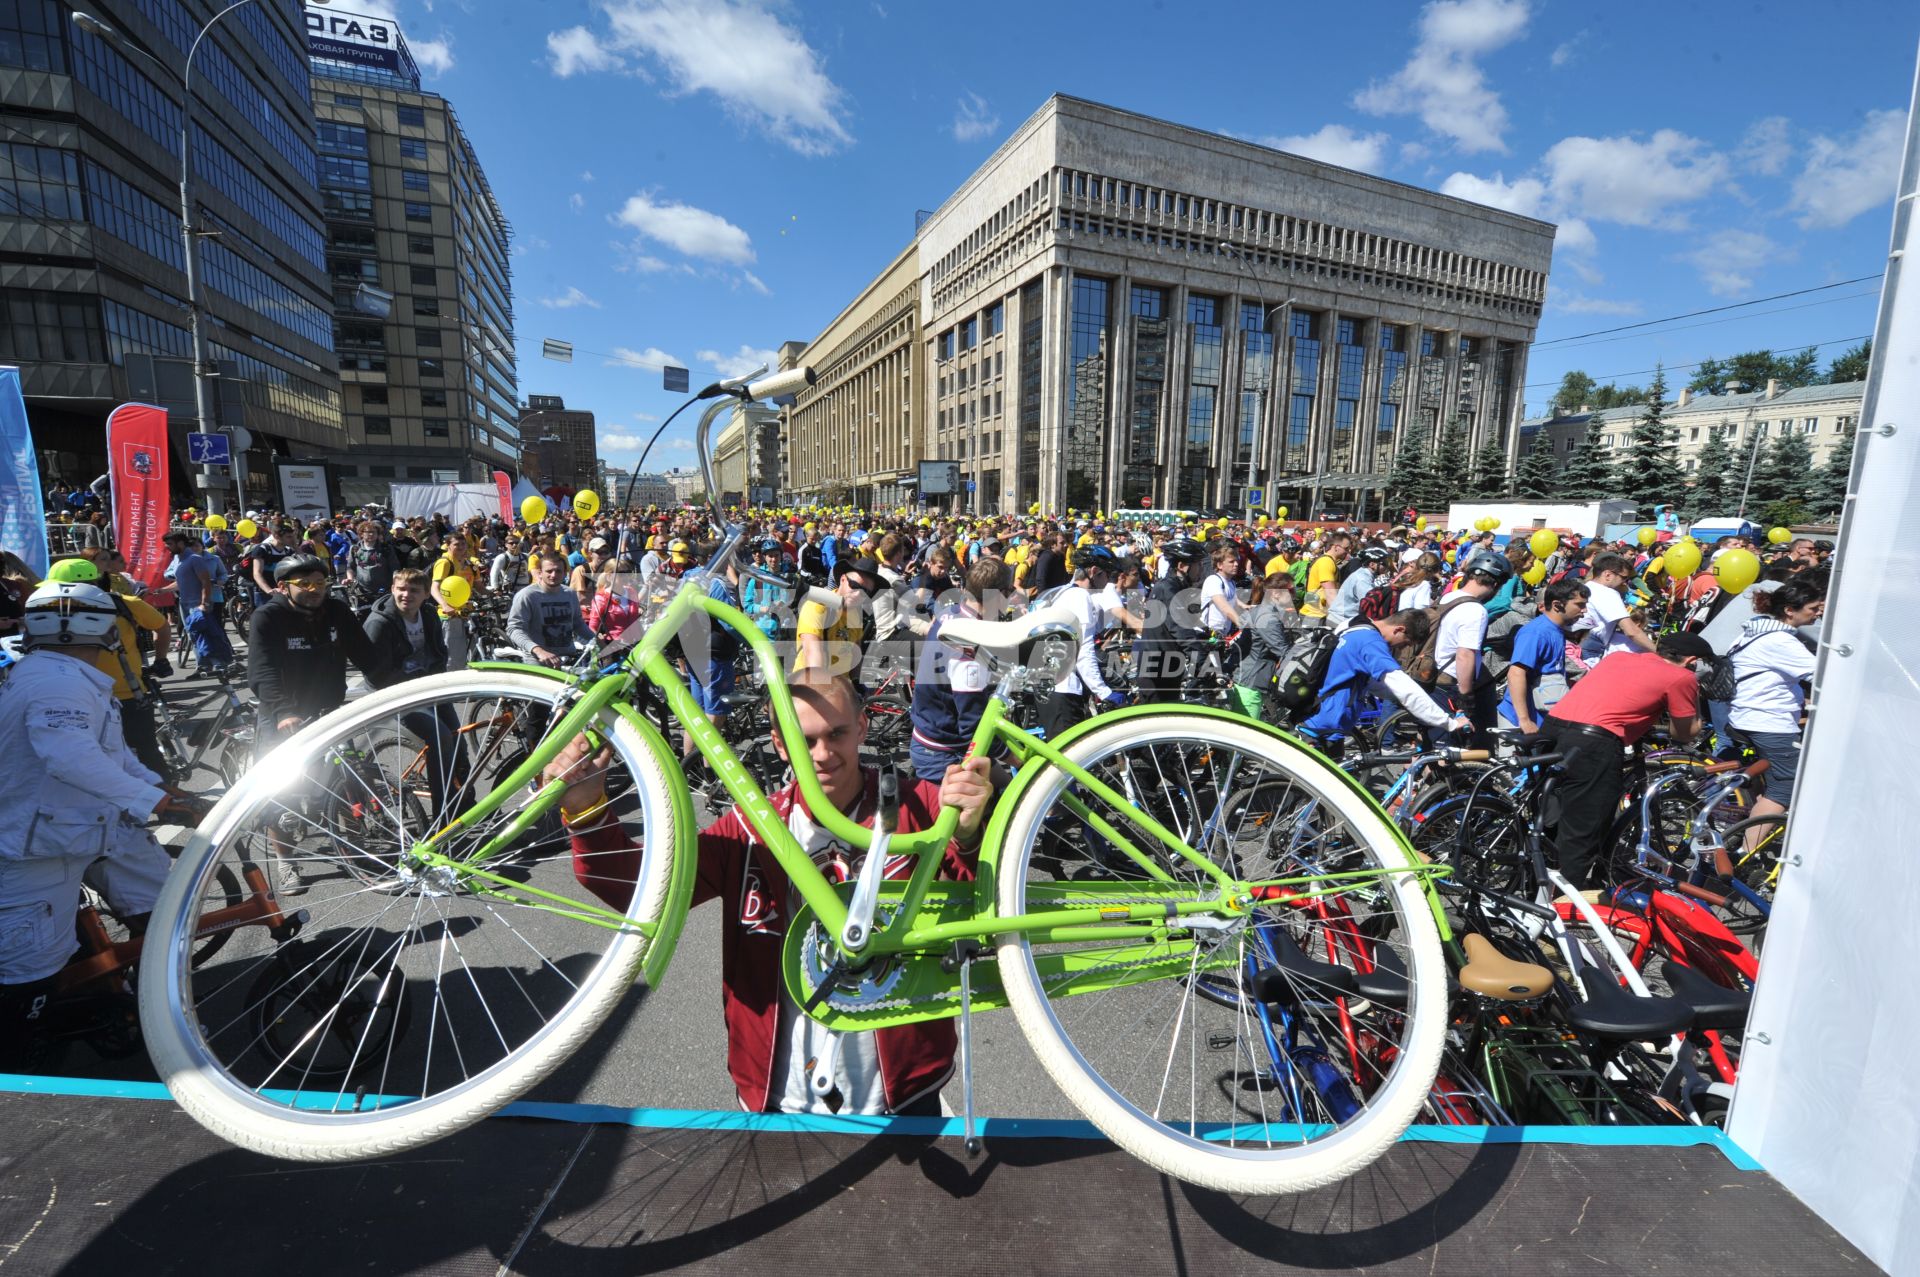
[138,669,678,1162]
[994,711,1447,1195]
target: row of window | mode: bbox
[190,125,327,272]
[359,416,450,438]
[0,289,107,364]
[200,236,333,349]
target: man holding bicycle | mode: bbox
[549,670,995,1116]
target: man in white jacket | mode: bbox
[0,578,183,1055]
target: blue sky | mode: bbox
[359,0,1916,468]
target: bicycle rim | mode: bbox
[995,712,1446,1194]
[138,670,678,1161]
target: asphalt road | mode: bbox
[123,642,1079,1123]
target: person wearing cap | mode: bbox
[796,556,877,680]
[661,540,693,580]
[1539,631,1712,889]
[248,553,386,757]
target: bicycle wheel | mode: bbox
[138,669,680,1162]
[1721,814,1788,903]
[994,711,1447,1194]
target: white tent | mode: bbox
[388,481,504,522]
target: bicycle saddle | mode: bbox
[939,603,1083,655]
[1457,933,1554,1001]
[1563,964,1695,1039]
[1659,959,1751,1033]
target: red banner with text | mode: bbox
[492,470,512,523]
[107,402,171,593]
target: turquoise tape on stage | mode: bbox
[0,1072,1762,1170]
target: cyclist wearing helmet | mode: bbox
[1327,545,1391,627]
[1038,545,1124,740]
[1137,537,1207,701]
[741,540,790,641]
[247,552,385,754]
[1432,549,1513,738]
[0,578,187,1050]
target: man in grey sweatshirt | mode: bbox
[509,551,594,667]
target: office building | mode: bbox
[1519,379,1863,476]
[518,393,597,494]
[0,0,341,504]
[789,96,1555,517]
[310,8,518,506]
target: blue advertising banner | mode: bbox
[0,366,47,577]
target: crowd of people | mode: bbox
[0,489,1833,1112]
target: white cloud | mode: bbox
[1264,124,1393,174]
[546,25,623,77]
[1790,108,1904,229]
[662,438,696,451]
[1354,0,1530,153]
[1550,290,1640,316]
[600,432,649,451]
[1679,228,1782,297]
[539,286,601,310]
[1549,30,1586,68]
[633,411,660,422]
[1736,116,1792,176]
[741,269,770,296]
[1553,217,1597,255]
[511,235,550,259]
[1438,170,1548,216]
[952,92,999,143]
[698,344,780,380]
[605,346,684,371]
[568,192,585,212]
[1539,129,1730,229]
[580,170,596,183]
[411,35,453,75]
[549,1,853,156]
[615,193,754,265]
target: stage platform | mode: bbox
[0,1080,1875,1275]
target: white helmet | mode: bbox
[21,580,122,649]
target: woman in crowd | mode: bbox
[1727,574,1826,846]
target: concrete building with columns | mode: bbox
[791,96,1557,517]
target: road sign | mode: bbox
[966,480,977,493]
[541,338,573,363]
[187,432,231,466]
[663,366,689,393]
[1247,486,1265,509]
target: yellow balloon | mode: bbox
[1648,556,1665,575]
[1255,513,1268,525]
[520,495,548,523]
[573,489,601,518]
[1028,502,1041,515]
[1637,526,1657,548]
[1195,527,1208,542]
[1414,515,1427,531]
[1096,510,1105,520]
[1216,517,1229,529]
[1528,529,1558,559]
[234,518,258,539]
[1276,506,1289,520]
[1767,526,1792,546]
[204,514,227,531]
[439,574,471,610]
[1713,547,1762,594]
[1663,539,1702,577]
[1522,561,1547,586]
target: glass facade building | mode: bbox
[311,46,518,504]
[906,97,1555,516]
[0,0,339,500]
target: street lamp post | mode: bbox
[73,2,332,514]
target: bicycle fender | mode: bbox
[974,705,1450,941]
[606,701,699,990]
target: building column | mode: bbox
[1503,339,1531,478]
[1041,264,1072,510]
[1162,282,1190,508]
[1105,272,1133,513]
[1357,315,1384,496]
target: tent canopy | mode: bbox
[389,482,504,523]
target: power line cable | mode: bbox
[1524,333,1870,393]
[1533,274,1884,347]
[1539,291,1881,355]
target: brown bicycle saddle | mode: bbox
[1458,933,1555,1001]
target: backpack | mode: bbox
[1481,596,1541,683]
[1356,579,1400,623]
[1268,623,1345,722]
[1548,560,1589,588]
[1402,596,1481,688]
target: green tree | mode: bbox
[1685,427,1737,519]
[1431,416,1473,501]
[1590,383,1647,409]
[1690,347,1825,396]
[1687,357,1729,395]
[1384,425,1442,515]
[1469,434,1510,498]
[1550,369,1597,416]
[1777,346,1821,388]
[1514,430,1558,499]
[1807,426,1855,516]
[1760,497,1810,528]
[1747,428,1815,511]
[1556,422,1617,500]
[1827,338,1872,384]
[1616,364,1680,508]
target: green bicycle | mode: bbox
[138,368,1451,1194]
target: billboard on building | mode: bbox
[305,7,421,81]
[918,460,961,496]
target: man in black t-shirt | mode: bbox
[242,524,295,604]
[1027,532,1070,599]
